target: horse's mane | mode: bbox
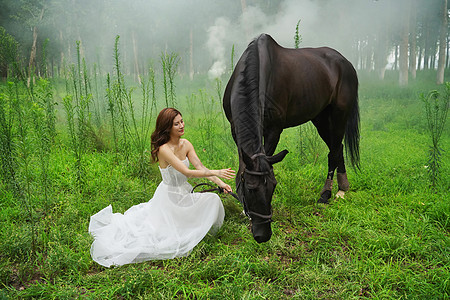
[233,35,264,154]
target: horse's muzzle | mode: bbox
[252,224,272,243]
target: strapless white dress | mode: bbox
[89,158,225,267]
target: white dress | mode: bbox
[89,158,225,267]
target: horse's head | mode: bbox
[237,149,288,243]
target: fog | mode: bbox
[2,0,440,78]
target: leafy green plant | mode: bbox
[294,19,302,49]
[30,78,56,215]
[92,63,103,128]
[297,122,325,165]
[106,73,118,154]
[198,89,218,154]
[63,42,93,187]
[11,80,37,259]
[230,44,235,74]
[421,83,449,188]
[112,35,131,158]
[0,82,17,189]
[129,68,156,179]
[160,51,180,107]
[0,26,20,79]
[40,38,49,77]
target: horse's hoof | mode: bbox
[318,190,331,204]
[335,190,345,199]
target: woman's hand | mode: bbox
[216,168,235,180]
[220,183,233,193]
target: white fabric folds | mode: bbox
[89,158,224,267]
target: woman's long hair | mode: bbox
[151,108,182,162]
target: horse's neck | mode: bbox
[233,37,266,156]
[233,105,264,155]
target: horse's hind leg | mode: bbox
[335,145,349,199]
[318,144,346,203]
[312,111,347,204]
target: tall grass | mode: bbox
[63,41,92,186]
[229,44,235,74]
[106,73,118,153]
[161,51,180,107]
[0,82,16,189]
[30,78,56,215]
[112,35,131,158]
[198,89,218,154]
[421,83,449,188]
[0,75,56,261]
[92,63,103,128]
[105,36,156,177]
[294,19,302,49]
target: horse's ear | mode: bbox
[241,149,254,169]
[267,149,289,165]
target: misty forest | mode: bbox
[0,0,449,299]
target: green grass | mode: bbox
[0,71,449,299]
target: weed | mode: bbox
[0,82,16,189]
[160,51,180,107]
[294,19,302,49]
[63,47,90,187]
[229,44,235,74]
[113,36,131,158]
[421,83,449,188]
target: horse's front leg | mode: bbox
[263,128,282,156]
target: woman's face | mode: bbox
[170,114,184,138]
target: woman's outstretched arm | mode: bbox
[158,143,235,181]
[185,140,234,192]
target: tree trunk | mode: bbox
[189,29,194,80]
[399,0,410,86]
[424,20,430,70]
[132,30,141,84]
[446,36,450,69]
[409,0,417,79]
[59,29,65,76]
[27,25,38,86]
[417,46,423,70]
[393,45,399,70]
[375,30,389,80]
[437,0,447,84]
[399,37,409,86]
[27,8,45,86]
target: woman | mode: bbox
[89,108,235,267]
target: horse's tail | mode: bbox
[344,89,361,171]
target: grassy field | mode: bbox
[0,69,449,299]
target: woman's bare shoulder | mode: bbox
[157,144,171,159]
[158,143,170,152]
[181,138,193,147]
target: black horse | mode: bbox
[223,34,360,243]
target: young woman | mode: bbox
[89,108,235,267]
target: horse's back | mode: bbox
[223,34,358,128]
